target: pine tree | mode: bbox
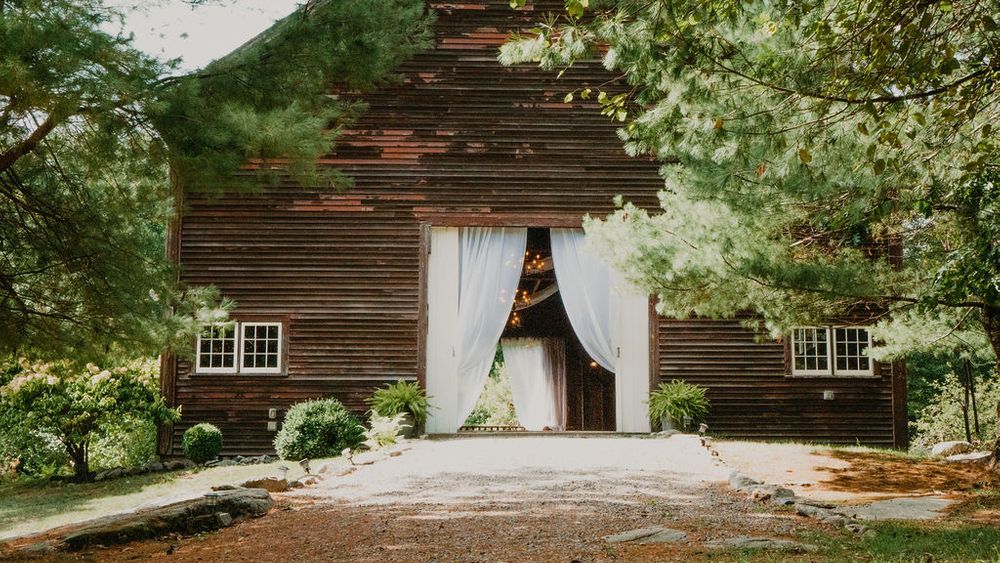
[502,1,1000,457]
[0,0,431,360]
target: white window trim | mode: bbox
[195,322,239,374]
[830,326,876,377]
[238,322,283,374]
[789,326,876,378]
[790,327,833,377]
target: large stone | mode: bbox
[945,451,992,464]
[704,536,817,552]
[930,441,974,457]
[729,471,762,491]
[604,526,687,544]
[60,488,273,551]
[835,496,955,521]
[240,477,289,493]
[144,460,165,473]
[163,459,195,471]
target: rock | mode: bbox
[215,512,233,527]
[845,523,867,535]
[748,484,793,502]
[835,496,956,521]
[144,461,165,473]
[945,451,992,464]
[704,536,817,552]
[96,468,126,481]
[604,526,687,544]
[930,440,974,457]
[300,476,319,486]
[163,459,196,471]
[60,488,272,551]
[317,461,353,476]
[19,540,61,556]
[795,502,838,521]
[729,471,762,491]
[211,484,240,491]
[203,459,220,468]
[389,450,402,457]
[288,479,305,489]
[240,477,289,493]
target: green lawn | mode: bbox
[0,459,334,541]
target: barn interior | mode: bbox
[463,228,615,432]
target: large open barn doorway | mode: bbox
[459,228,615,431]
[424,226,650,434]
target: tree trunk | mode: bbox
[67,441,91,482]
[965,358,981,435]
[980,306,1000,469]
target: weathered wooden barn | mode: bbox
[158,0,907,456]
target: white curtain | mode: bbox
[550,228,619,372]
[502,338,566,431]
[456,227,527,424]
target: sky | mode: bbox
[111,0,303,72]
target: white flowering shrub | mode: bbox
[361,412,409,451]
[0,359,179,481]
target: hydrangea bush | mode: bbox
[0,359,179,481]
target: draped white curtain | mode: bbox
[456,227,528,424]
[550,228,619,372]
[503,338,566,431]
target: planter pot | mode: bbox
[399,412,416,439]
[660,415,678,433]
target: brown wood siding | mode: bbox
[167,0,901,454]
[657,318,897,446]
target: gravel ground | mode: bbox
[58,436,824,562]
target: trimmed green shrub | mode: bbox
[366,380,430,425]
[648,380,710,430]
[183,423,223,464]
[274,398,364,460]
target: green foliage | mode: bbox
[273,398,364,460]
[361,412,408,451]
[90,418,158,471]
[0,0,432,360]
[647,380,710,429]
[912,372,1000,452]
[366,380,430,425]
[0,359,178,480]
[182,423,224,464]
[464,363,519,427]
[0,429,69,480]
[501,1,1000,360]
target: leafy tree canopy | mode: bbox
[0,0,431,361]
[502,0,1000,361]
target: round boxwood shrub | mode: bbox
[183,423,223,464]
[274,398,364,460]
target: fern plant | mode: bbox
[647,380,710,430]
[366,380,430,425]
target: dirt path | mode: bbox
[70,435,825,562]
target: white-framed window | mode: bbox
[195,321,284,375]
[196,323,238,374]
[240,322,282,374]
[790,326,874,377]
[833,327,872,376]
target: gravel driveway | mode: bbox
[92,435,819,562]
[299,434,729,507]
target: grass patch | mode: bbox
[0,472,176,532]
[802,521,1000,562]
[0,459,323,541]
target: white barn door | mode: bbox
[424,227,460,433]
[615,286,651,433]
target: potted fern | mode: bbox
[366,381,430,438]
[647,380,710,432]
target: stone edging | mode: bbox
[700,436,869,535]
